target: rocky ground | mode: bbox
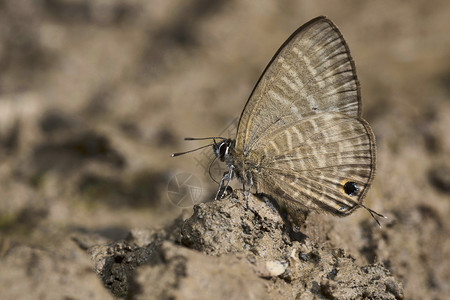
[0,0,449,299]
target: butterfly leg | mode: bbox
[243,170,253,199]
[247,170,253,190]
[215,175,226,200]
[223,165,234,195]
[215,165,234,200]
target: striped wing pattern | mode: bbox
[252,113,375,215]
[233,16,376,217]
[236,16,361,153]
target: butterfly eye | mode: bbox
[219,142,228,158]
[343,181,358,196]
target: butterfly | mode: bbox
[173,16,386,225]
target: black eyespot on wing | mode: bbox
[343,181,358,196]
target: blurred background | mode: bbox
[0,0,449,298]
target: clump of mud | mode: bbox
[84,193,403,299]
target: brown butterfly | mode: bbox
[173,16,386,225]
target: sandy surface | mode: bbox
[0,0,449,299]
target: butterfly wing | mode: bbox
[236,16,361,153]
[251,112,376,216]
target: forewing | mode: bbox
[236,16,361,153]
[254,112,376,216]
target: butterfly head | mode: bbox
[213,138,234,162]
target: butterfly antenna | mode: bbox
[361,204,388,228]
[208,156,219,184]
[184,137,226,141]
[171,143,214,157]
